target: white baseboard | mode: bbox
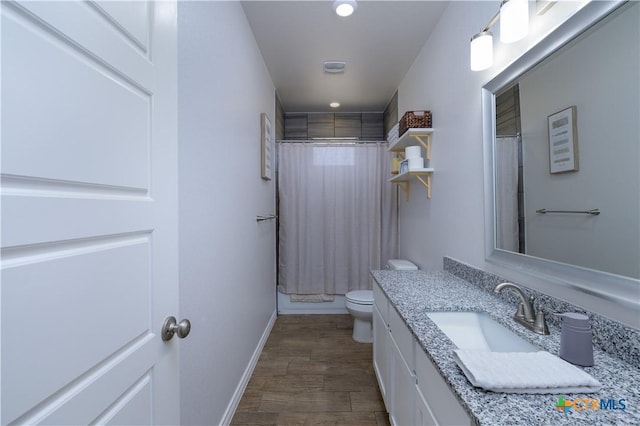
[277,292,349,315]
[220,309,277,425]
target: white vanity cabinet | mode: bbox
[373,282,415,426]
[373,281,472,426]
[372,283,390,407]
[388,306,416,426]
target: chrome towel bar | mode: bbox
[536,209,600,216]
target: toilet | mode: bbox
[345,259,418,343]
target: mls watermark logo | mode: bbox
[555,397,627,413]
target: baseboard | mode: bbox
[278,308,349,314]
[220,309,277,425]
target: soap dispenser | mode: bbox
[557,313,594,366]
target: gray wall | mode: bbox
[178,2,276,424]
[383,91,398,137]
[520,4,639,278]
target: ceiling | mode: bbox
[242,1,449,113]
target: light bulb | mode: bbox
[333,1,357,17]
[500,0,529,43]
[470,31,493,71]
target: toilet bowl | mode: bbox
[345,259,418,343]
[345,290,374,343]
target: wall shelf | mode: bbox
[389,169,434,201]
[388,128,433,160]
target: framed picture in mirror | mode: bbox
[547,106,578,174]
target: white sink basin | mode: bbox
[426,312,538,352]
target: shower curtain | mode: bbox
[495,136,520,252]
[278,142,398,296]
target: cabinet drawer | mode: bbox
[373,281,389,324]
[415,349,471,426]
[389,306,414,370]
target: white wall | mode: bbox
[397,1,638,327]
[519,4,639,278]
[178,2,276,424]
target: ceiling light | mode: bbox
[333,0,357,17]
[330,102,340,108]
[500,0,529,43]
[470,31,493,71]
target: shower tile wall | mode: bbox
[283,112,384,140]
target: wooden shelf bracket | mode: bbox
[413,135,431,160]
[414,173,432,199]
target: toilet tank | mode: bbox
[386,259,418,270]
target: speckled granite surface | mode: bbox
[443,257,640,367]
[371,269,640,425]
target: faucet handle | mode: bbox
[534,311,550,335]
[515,302,526,320]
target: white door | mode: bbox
[1,1,179,424]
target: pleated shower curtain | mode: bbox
[278,142,398,295]
[495,136,520,252]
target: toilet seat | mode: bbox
[345,290,373,305]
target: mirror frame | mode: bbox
[482,0,639,312]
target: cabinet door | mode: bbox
[390,335,415,426]
[373,303,390,410]
[415,387,437,426]
[416,349,471,426]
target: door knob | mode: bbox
[162,316,191,341]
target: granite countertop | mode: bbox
[371,270,640,425]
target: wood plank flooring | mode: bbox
[231,315,391,426]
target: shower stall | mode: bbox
[276,140,398,313]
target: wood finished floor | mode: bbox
[231,315,391,426]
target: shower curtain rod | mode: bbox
[277,139,387,144]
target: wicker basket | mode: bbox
[399,111,432,136]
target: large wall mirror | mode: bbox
[483,0,639,312]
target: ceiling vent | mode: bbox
[323,61,346,74]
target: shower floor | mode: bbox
[231,314,390,425]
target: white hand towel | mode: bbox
[453,350,601,394]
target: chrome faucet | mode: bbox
[494,282,549,335]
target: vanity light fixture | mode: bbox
[470,31,494,72]
[329,102,341,108]
[500,0,530,43]
[333,0,357,17]
[470,11,499,72]
[470,0,535,71]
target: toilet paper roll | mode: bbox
[408,157,424,170]
[391,157,400,174]
[405,146,422,158]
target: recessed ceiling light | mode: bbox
[330,102,340,108]
[333,0,357,17]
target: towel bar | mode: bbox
[536,209,600,216]
[256,214,278,222]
